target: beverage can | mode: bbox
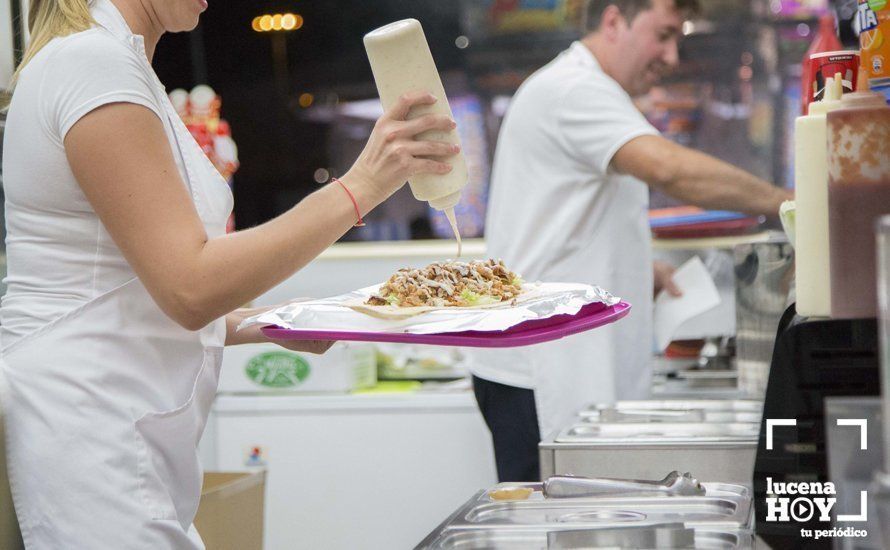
[805,51,860,108]
[859,0,890,93]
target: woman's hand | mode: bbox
[342,91,460,202]
[225,307,334,354]
[266,338,334,355]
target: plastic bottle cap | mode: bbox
[427,190,462,211]
[857,66,869,92]
[807,98,843,116]
[806,76,842,115]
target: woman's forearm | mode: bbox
[65,93,455,332]
[186,175,383,329]
[225,307,269,345]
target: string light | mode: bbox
[252,13,303,33]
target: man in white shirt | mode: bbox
[469,0,791,482]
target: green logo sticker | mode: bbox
[246,352,310,388]
[869,0,887,12]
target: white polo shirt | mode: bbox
[1,1,168,348]
[467,42,657,435]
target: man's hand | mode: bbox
[654,260,682,298]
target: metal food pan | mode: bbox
[482,481,749,502]
[582,400,762,413]
[460,497,748,528]
[579,409,762,424]
[417,526,754,549]
[555,422,759,444]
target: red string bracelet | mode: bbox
[332,177,365,227]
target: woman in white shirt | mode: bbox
[0,0,459,547]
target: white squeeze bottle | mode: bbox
[794,73,844,317]
[363,19,468,256]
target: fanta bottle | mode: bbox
[859,0,890,99]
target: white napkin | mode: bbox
[653,256,721,351]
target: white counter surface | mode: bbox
[213,389,480,413]
[307,232,771,260]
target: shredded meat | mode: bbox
[366,259,523,307]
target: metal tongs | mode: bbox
[542,471,705,498]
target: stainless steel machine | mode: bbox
[539,400,762,483]
[416,474,754,549]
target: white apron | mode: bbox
[473,171,654,441]
[0,15,233,548]
[530,175,653,440]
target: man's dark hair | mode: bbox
[583,0,701,32]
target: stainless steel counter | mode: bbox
[417,481,754,549]
[540,400,762,483]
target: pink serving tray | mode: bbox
[260,301,631,348]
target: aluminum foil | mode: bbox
[239,282,620,335]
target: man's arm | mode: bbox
[612,135,791,217]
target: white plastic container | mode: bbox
[218,342,376,393]
[794,76,843,317]
[363,19,468,214]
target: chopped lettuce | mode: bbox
[385,294,400,306]
[460,288,502,306]
[511,276,524,287]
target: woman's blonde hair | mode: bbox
[10,0,95,86]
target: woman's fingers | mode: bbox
[277,339,335,354]
[309,340,335,354]
[385,92,438,121]
[386,114,455,142]
[347,93,460,199]
[402,140,460,158]
[409,158,453,176]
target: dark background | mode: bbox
[153,1,464,231]
[149,0,863,234]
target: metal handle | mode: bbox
[542,471,705,498]
[599,409,705,423]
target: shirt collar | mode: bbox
[89,0,146,55]
[567,41,603,73]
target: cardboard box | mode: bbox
[0,406,24,550]
[219,342,377,393]
[195,471,266,550]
